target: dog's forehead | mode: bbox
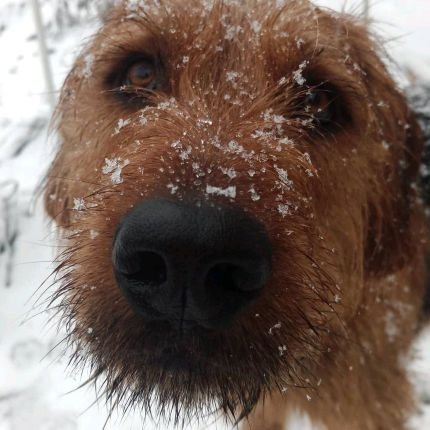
[89,0,363,91]
[103,0,331,55]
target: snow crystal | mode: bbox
[262,109,285,126]
[158,98,177,110]
[382,140,391,150]
[279,137,294,146]
[302,152,315,177]
[278,345,287,356]
[228,140,243,152]
[278,204,291,217]
[179,146,192,161]
[102,158,130,185]
[226,71,240,82]
[420,163,430,177]
[206,185,237,199]
[167,183,179,195]
[275,166,293,188]
[268,322,282,335]
[251,129,275,141]
[73,197,86,211]
[293,61,308,86]
[196,117,213,128]
[139,112,148,125]
[192,163,207,178]
[272,114,285,124]
[113,118,131,135]
[219,167,237,179]
[249,186,261,201]
[209,139,254,160]
[302,152,312,164]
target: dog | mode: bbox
[43,1,429,429]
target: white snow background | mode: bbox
[0,1,429,429]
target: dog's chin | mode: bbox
[138,320,233,372]
[86,319,272,420]
[145,335,208,373]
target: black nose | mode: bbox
[112,198,272,330]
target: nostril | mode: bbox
[205,261,269,293]
[124,251,167,287]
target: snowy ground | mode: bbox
[0,1,429,429]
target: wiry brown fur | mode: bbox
[43,1,428,429]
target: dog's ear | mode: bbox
[335,17,426,276]
[361,72,425,276]
[364,106,424,276]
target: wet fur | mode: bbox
[44,1,428,429]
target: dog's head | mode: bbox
[44,0,425,423]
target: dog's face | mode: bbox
[45,0,423,423]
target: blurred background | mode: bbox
[0,1,429,429]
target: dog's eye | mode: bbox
[124,60,158,90]
[302,87,337,125]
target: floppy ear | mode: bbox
[335,18,427,276]
[364,105,424,276]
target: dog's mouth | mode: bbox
[132,319,229,372]
[147,340,205,372]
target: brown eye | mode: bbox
[124,60,158,90]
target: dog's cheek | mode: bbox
[60,213,136,353]
[44,142,100,227]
